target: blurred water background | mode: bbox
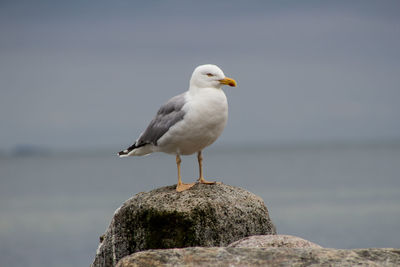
[1,142,399,266]
[1,1,400,266]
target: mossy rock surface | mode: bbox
[92,183,276,267]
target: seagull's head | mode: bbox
[190,64,237,90]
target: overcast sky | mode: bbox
[1,0,399,150]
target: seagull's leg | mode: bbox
[197,151,220,185]
[176,154,195,192]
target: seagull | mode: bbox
[118,64,237,192]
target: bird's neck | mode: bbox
[188,85,222,95]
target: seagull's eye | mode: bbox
[206,73,214,77]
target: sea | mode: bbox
[1,142,399,267]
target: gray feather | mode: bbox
[136,93,186,146]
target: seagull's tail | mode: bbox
[118,142,152,157]
[117,143,138,157]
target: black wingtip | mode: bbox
[118,150,127,156]
[118,141,149,157]
[118,143,138,157]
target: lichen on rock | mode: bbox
[228,234,322,249]
[91,183,276,267]
[115,247,400,267]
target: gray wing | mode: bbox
[136,92,187,146]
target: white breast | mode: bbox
[157,88,228,155]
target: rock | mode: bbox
[92,183,276,267]
[228,234,322,248]
[116,247,400,267]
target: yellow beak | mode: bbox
[219,77,237,87]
